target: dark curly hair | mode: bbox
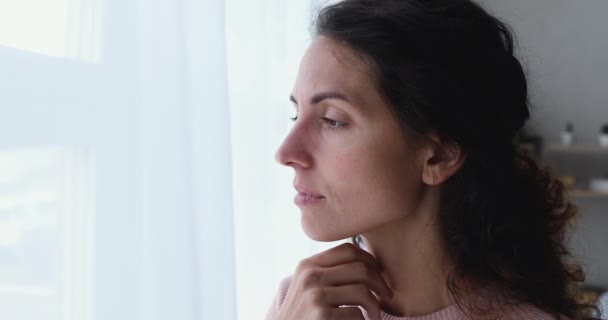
[312,0,599,318]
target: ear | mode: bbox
[421,134,466,186]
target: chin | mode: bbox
[301,218,357,242]
[304,231,342,242]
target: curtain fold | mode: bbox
[136,0,236,318]
[226,0,346,318]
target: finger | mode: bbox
[331,306,365,320]
[322,284,381,320]
[308,243,381,271]
[319,261,393,299]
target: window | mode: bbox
[0,0,102,63]
[0,147,94,320]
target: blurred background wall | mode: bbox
[481,0,608,290]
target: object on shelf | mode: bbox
[558,175,577,189]
[569,189,608,198]
[599,123,608,148]
[561,122,574,146]
[545,144,608,153]
[589,177,608,194]
[598,291,608,319]
[579,286,604,319]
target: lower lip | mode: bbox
[294,193,325,206]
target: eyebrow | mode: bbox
[289,91,351,106]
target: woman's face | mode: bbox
[275,36,428,242]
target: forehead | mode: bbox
[293,36,378,108]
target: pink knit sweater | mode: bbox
[265,277,567,320]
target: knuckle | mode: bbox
[301,268,322,287]
[295,259,312,272]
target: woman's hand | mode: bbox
[275,243,393,320]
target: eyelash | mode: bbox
[290,115,347,128]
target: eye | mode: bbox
[322,117,347,128]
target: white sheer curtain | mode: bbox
[136,0,236,319]
[226,0,312,318]
[0,0,343,319]
[226,0,349,317]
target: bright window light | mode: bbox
[0,0,102,63]
[0,146,94,320]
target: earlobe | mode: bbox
[424,165,439,186]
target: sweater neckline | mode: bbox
[378,302,462,320]
[366,284,497,320]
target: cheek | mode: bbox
[327,146,421,228]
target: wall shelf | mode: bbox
[569,189,608,198]
[545,144,608,154]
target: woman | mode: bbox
[267,0,598,319]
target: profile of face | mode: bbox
[274,36,432,242]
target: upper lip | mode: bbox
[294,184,325,198]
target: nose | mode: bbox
[274,127,312,169]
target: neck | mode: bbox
[361,188,467,317]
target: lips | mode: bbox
[293,185,325,207]
[294,184,325,198]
